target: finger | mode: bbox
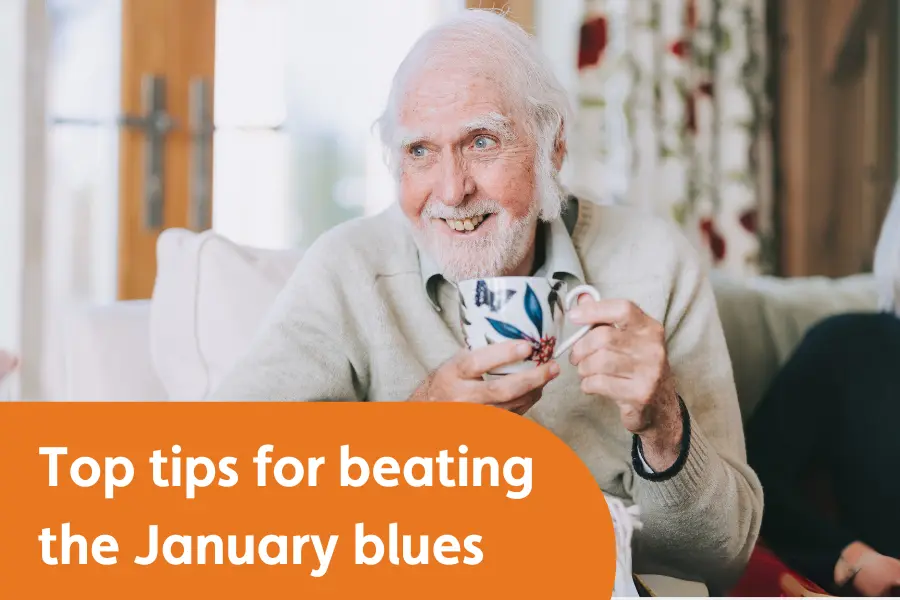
[581,375,652,432]
[495,390,543,415]
[484,361,560,403]
[569,326,624,365]
[569,298,643,329]
[456,341,533,378]
[618,403,652,433]
[576,292,597,306]
[580,372,636,401]
[577,347,637,379]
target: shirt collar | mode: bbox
[417,197,585,311]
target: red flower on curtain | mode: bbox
[739,209,758,233]
[671,0,714,134]
[669,40,689,58]
[669,0,697,58]
[578,16,608,70]
[700,218,727,261]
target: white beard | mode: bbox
[412,204,538,283]
[408,160,566,283]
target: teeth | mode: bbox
[446,214,487,232]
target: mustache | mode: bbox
[420,198,503,221]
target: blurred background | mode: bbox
[1,0,897,399]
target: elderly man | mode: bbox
[212,9,762,593]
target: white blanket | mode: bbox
[605,494,642,597]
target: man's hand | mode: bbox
[410,340,560,415]
[568,298,683,471]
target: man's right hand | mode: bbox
[410,340,560,415]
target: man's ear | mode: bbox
[552,122,567,171]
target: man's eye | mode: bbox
[472,136,497,150]
[409,145,428,158]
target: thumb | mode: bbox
[576,292,599,308]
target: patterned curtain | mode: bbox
[573,0,774,276]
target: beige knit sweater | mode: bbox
[211,199,763,592]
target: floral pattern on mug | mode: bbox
[483,283,557,365]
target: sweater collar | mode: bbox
[416,196,585,312]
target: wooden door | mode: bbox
[117,0,216,299]
[774,0,898,277]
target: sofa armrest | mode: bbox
[64,300,168,401]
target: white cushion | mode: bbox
[150,229,303,400]
[64,300,167,401]
[711,272,878,420]
[710,274,777,423]
[749,273,879,363]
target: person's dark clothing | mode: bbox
[745,312,900,593]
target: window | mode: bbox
[212,0,465,250]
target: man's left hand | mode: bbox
[568,298,683,471]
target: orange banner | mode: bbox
[0,402,615,599]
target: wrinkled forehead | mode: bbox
[394,66,526,145]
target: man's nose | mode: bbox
[436,154,474,207]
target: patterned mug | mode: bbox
[457,277,602,375]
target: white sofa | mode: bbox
[63,228,881,423]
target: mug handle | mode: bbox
[553,284,602,359]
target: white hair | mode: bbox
[374,9,573,221]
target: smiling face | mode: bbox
[396,66,541,282]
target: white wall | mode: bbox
[0,2,26,352]
[0,1,27,400]
[0,0,48,400]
